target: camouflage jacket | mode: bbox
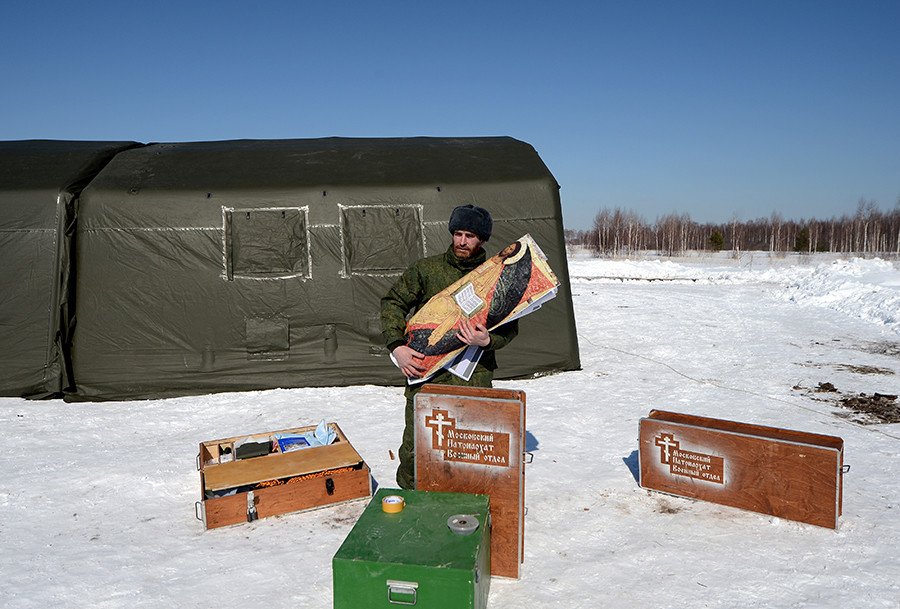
[380,245,518,371]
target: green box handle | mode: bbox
[386,579,418,605]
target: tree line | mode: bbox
[566,197,900,256]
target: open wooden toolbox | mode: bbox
[196,422,372,529]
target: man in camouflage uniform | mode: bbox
[381,204,519,489]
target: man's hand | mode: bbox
[458,319,490,348]
[392,345,427,379]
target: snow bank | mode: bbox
[782,258,900,333]
[568,253,900,336]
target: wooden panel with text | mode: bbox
[414,384,526,579]
[639,410,844,529]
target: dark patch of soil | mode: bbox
[838,392,900,424]
[656,499,682,514]
[795,361,895,375]
[795,382,900,424]
[835,364,895,375]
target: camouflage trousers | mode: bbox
[395,367,493,489]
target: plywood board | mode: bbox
[639,410,844,529]
[197,422,371,528]
[414,384,526,578]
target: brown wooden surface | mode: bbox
[639,411,844,529]
[202,442,362,491]
[198,422,371,529]
[648,410,845,450]
[414,384,526,578]
[415,383,527,403]
[200,423,362,491]
[202,467,371,529]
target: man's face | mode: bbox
[452,230,485,259]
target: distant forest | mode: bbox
[566,198,900,256]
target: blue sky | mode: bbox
[2,1,898,230]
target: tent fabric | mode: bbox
[0,140,139,398]
[2,137,580,401]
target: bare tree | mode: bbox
[579,199,900,256]
[896,194,900,256]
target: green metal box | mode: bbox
[333,488,491,608]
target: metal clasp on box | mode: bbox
[247,490,258,522]
[386,579,418,605]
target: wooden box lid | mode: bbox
[200,423,363,491]
[639,410,844,529]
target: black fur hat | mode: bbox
[448,204,493,241]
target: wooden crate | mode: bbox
[639,410,845,529]
[414,384,526,579]
[196,422,371,529]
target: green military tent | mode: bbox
[4,137,580,400]
[0,140,139,397]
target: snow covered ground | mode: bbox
[2,252,899,608]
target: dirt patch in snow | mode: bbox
[835,364,896,375]
[857,341,900,359]
[795,381,900,424]
[797,359,895,376]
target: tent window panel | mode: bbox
[341,205,423,275]
[225,207,309,280]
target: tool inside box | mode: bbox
[201,428,345,467]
